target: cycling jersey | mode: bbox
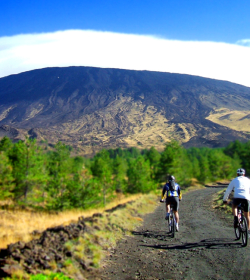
[223,176,250,201]
[162,182,181,199]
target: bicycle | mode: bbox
[234,203,248,247]
[168,204,176,238]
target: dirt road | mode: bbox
[98,187,250,280]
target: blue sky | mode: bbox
[1,0,250,43]
[0,0,250,86]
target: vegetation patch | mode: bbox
[212,189,232,215]
[6,272,73,280]
[0,193,157,280]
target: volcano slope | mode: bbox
[97,187,250,280]
[1,67,250,155]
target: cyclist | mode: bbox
[160,175,182,231]
[223,168,250,231]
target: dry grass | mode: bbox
[206,108,250,133]
[212,189,232,214]
[0,193,142,249]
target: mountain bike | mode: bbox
[235,203,248,247]
[168,204,176,238]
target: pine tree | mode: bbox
[127,156,154,193]
[113,156,128,193]
[0,151,14,200]
[144,146,161,179]
[91,149,113,206]
[9,138,48,204]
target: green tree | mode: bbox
[144,146,161,179]
[127,156,154,193]
[9,138,48,203]
[208,149,236,181]
[45,142,73,210]
[91,149,113,206]
[197,154,211,184]
[59,164,100,209]
[0,136,13,152]
[0,152,14,200]
[157,140,191,185]
[113,156,128,193]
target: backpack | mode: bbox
[169,180,176,191]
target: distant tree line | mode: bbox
[0,136,246,211]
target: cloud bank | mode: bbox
[0,29,250,87]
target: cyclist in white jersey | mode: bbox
[223,168,250,231]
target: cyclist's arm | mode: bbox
[223,181,234,202]
[177,185,182,200]
[161,184,167,200]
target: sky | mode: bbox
[0,0,250,87]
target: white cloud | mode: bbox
[0,29,250,87]
[236,39,250,47]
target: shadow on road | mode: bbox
[132,229,172,240]
[142,238,242,250]
[132,230,242,250]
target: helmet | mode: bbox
[168,175,175,181]
[237,168,245,176]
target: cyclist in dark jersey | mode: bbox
[160,175,182,231]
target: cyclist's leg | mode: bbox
[232,198,241,227]
[165,199,171,220]
[232,204,237,216]
[172,197,179,223]
[166,203,170,213]
[173,211,179,223]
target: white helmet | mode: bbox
[237,168,245,176]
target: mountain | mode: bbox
[0,66,250,155]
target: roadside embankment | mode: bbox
[0,193,158,280]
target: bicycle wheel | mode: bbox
[235,225,241,240]
[171,218,175,238]
[234,218,241,240]
[168,216,172,233]
[241,216,248,247]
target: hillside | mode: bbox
[1,66,250,155]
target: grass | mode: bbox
[0,193,143,249]
[6,272,74,280]
[4,192,158,280]
[212,188,232,214]
[2,183,208,280]
[63,193,158,274]
[0,180,212,250]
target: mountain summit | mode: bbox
[1,66,250,155]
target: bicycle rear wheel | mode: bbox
[235,225,241,240]
[168,216,172,233]
[241,216,248,247]
[171,218,175,238]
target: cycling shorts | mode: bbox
[165,196,179,211]
[233,198,250,212]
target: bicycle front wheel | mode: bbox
[241,216,248,247]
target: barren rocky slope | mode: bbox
[1,67,250,155]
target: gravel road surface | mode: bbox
[97,187,250,280]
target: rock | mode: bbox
[1,264,23,276]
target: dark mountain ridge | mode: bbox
[0,66,250,155]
